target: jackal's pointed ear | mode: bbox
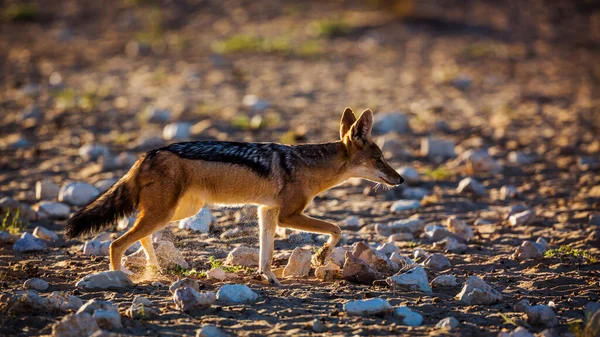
[350,109,373,144]
[340,107,357,139]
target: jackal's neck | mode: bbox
[292,141,350,192]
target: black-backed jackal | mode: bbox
[65,108,404,286]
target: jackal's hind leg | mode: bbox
[258,206,281,286]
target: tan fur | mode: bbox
[108,108,403,285]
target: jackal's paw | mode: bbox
[260,271,282,287]
[312,244,330,267]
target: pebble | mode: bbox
[388,233,414,242]
[498,327,535,337]
[170,278,200,294]
[423,253,451,270]
[343,216,360,228]
[156,241,189,269]
[13,232,47,252]
[513,240,547,260]
[434,237,468,253]
[402,187,429,200]
[372,112,409,134]
[216,284,258,304]
[446,216,474,241]
[424,225,467,243]
[7,290,49,313]
[396,166,420,185]
[283,247,312,278]
[344,298,392,316]
[225,246,259,267]
[314,262,341,281]
[421,137,456,159]
[436,317,460,330]
[163,122,191,141]
[24,278,49,291]
[390,252,414,266]
[329,246,348,267]
[359,246,399,274]
[174,287,216,311]
[207,267,228,281]
[93,309,122,329]
[143,107,171,124]
[500,185,520,200]
[375,218,425,237]
[77,300,118,315]
[514,300,558,327]
[47,291,83,312]
[342,251,383,284]
[36,179,60,200]
[431,275,458,288]
[126,303,160,319]
[393,306,423,326]
[386,265,432,293]
[52,313,99,337]
[376,242,400,256]
[508,151,535,165]
[78,143,110,162]
[196,325,229,337]
[33,226,59,241]
[390,200,421,213]
[589,214,600,226]
[456,177,486,196]
[59,182,99,206]
[242,95,270,111]
[83,240,111,256]
[75,271,133,290]
[509,210,535,226]
[458,149,502,174]
[36,201,70,219]
[456,276,502,305]
[311,319,328,333]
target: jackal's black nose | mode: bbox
[397,176,405,185]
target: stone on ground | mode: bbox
[75,271,133,290]
[52,312,99,337]
[13,232,47,252]
[170,278,200,294]
[431,275,458,288]
[23,277,49,291]
[216,284,258,304]
[386,265,432,293]
[393,306,423,326]
[456,276,502,305]
[436,317,460,330]
[196,325,229,337]
[33,226,59,241]
[173,287,216,311]
[344,298,392,316]
[314,261,341,281]
[59,182,99,206]
[514,300,558,327]
[225,246,259,267]
[283,247,312,278]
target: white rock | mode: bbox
[283,247,312,278]
[178,208,212,233]
[513,240,546,261]
[514,300,558,327]
[94,179,117,193]
[329,246,348,267]
[173,287,216,311]
[196,325,229,337]
[75,271,133,290]
[423,253,451,270]
[132,296,153,306]
[314,262,341,281]
[13,232,47,252]
[225,247,259,267]
[459,149,502,174]
[143,107,171,124]
[207,267,227,281]
[242,95,270,111]
[359,247,399,274]
[509,210,535,226]
[436,317,460,330]
[59,182,99,206]
[390,200,421,213]
[386,265,432,293]
[500,185,520,200]
[23,278,49,291]
[403,187,429,200]
[421,137,456,159]
[498,327,535,337]
[446,216,474,241]
[52,313,99,337]
[508,151,535,165]
[413,248,429,260]
[163,122,191,141]
[36,201,70,219]
[376,242,400,257]
[93,309,121,329]
[456,276,502,305]
[216,284,258,304]
[425,225,467,243]
[33,226,59,241]
[126,303,159,319]
[388,233,414,242]
[506,205,529,219]
[376,218,425,236]
[433,236,468,253]
[83,240,111,256]
[170,278,200,293]
[372,112,409,134]
[397,166,420,185]
[344,298,392,316]
[457,177,485,196]
[344,216,360,228]
[79,143,109,162]
[393,306,423,326]
[156,241,189,269]
[7,290,49,312]
[76,299,118,315]
[390,252,415,266]
[431,275,458,288]
[47,291,83,312]
[36,180,60,200]
[311,319,328,333]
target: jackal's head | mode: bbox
[340,108,404,187]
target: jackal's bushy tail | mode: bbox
[64,161,141,239]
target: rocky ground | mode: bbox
[1,0,600,336]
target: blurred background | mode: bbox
[0,0,599,197]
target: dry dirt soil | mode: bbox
[1,0,599,336]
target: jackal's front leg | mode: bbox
[279,213,342,267]
[258,206,281,286]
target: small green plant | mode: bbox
[499,313,520,327]
[231,115,251,130]
[311,19,350,38]
[545,245,598,263]
[212,35,323,57]
[407,240,418,248]
[209,256,246,273]
[3,3,39,22]
[1,209,25,235]
[423,167,453,181]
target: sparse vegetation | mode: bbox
[2,3,39,22]
[544,245,598,263]
[212,35,324,57]
[311,19,351,38]
[423,167,453,181]
[1,209,25,235]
